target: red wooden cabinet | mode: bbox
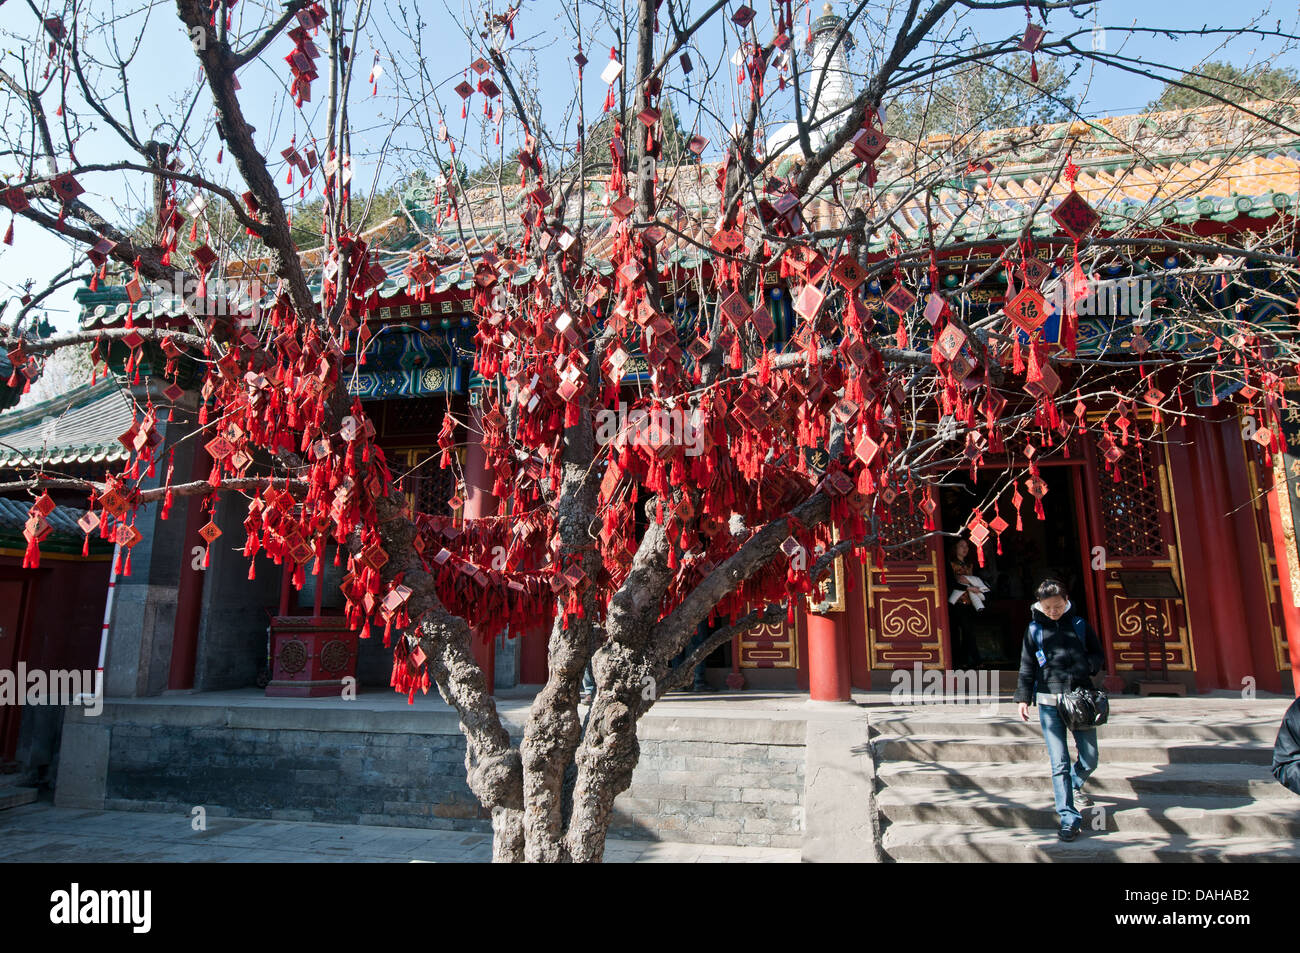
[265,616,359,698]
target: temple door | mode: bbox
[0,577,30,763]
[865,495,950,671]
[1081,428,1193,676]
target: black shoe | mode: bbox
[1074,788,1093,808]
[1058,825,1080,842]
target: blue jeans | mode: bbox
[1039,702,1099,829]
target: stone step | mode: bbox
[880,821,1300,862]
[870,716,1281,745]
[876,760,1291,800]
[0,784,38,812]
[876,788,1300,838]
[873,735,1274,765]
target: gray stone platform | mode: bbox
[42,686,1300,862]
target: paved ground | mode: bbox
[0,802,799,863]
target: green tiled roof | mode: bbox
[0,378,134,469]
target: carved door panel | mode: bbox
[390,446,459,519]
[865,497,949,669]
[0,578,29,763]
[1082,431,1193,672]
[1246,451,1292,674]
[737,614,798,669]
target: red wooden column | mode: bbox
[1263,477,1300,696]
[807,609,851,701]
[462,399,497,688]
[1220,420,1288,693]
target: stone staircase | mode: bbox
[870,699,1300,861]
[0,775,39,812]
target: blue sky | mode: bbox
[1,0,1297,334]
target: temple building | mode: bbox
[2,78,1300,785]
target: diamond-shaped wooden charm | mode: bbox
[968,522,990,548]
[1024,362,1060,399]
[731,4,755,26]
[290,537,315,565]
[24,516,50,543]
[924,293,946,326]
[832,256,867,291]
[454,80,474,99]
[1019,23,1045,52]
[843,339,869,367]
[780,536,802,558]
[854,433,880,466]
[198,521,222,545]
[850,126,889,163]
[1021,257,1050,288]
[720,291,750,328]
[78,511,101,534]
[936,325,967,362]
[204,436,233,460]
[1051,190,1101,241]
[990,514,1009,535]
[750,305,775,339]
[1027,476,1048,499]
[793,283,825,320]
[1005,289,1048,333]
[883,283,916,316]
[831,398,860,423]
[1130,332,1150,355]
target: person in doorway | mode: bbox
[946,538,985,669]
[1014,578,1106,841]
[1272,695,1300,796]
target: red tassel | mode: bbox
[22,534,40,569]
[2,217,12,245]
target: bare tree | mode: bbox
[2,0,1299,861]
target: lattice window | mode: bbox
[1096,438,1165,558]
[880,494,929,562]
[383,397,445,438]
[392,449,454,518]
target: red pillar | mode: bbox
[462,399,497,689]
[1264,479,1300,697]
[807,610,851,701]
[1220,420,1286,693]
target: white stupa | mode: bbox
[766,4,857,158]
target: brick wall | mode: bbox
[84,702,810,848]
[610,734,805,847]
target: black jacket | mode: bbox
[1273,696,1300,796]
[1013,602,1105,704]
